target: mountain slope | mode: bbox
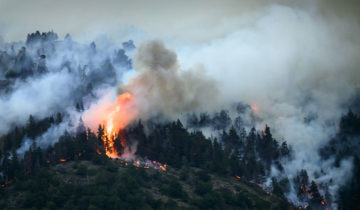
[0,158,293,210]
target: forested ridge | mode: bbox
[0,109,359,209]
[0,31,359,209]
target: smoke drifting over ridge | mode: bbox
[0,0,359,208]
[173,3,360,208]
[82,40,218,135]
[178,3,360,144]
[123,40,218,119]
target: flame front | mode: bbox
[101,92,137,158]
[83,91,168,171]
[251,104,259,111]
[83,92,138,158]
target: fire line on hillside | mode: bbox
[84,92,167,171]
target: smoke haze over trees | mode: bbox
[0,0,360,209]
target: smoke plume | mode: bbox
[0,0,359,208]
[175,3,360,208]
[122,40,218,120]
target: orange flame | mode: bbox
[83,92,138,158]
[102,93,137,158]
[96,149,102,155]
[160,165,167,171]
[59,159,67,162]
[251,104,259,111]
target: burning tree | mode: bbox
[309,181,324,206]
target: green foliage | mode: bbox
[0,113,297,209]
[76,164,87,176]
[309,181,323,206]
[195,169,211,182]
[0,159,292,210]
[272,178,284,197]
[161,177,188,199]
[195,180,213,195]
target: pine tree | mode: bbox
[27,115,37,139]
[310,181,323,205]
[10,150,20,178]
[23,149,33,175]
[97,124,104,144]
[55,112,63,124]
[281,141,290,157]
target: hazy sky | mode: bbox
[2,0,358,44]
[2,2,360,206]
[0,0,261,43]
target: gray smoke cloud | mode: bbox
[0,71,75,134]
[0,0,359,208]
[16,116,76,156]
[0,33,135,162]
[175,3,360,209]
[0,33,134,135]
[122,40,219,120]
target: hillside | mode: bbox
[0,158,293,210]
[0,27,360,210]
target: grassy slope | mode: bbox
[1,159,294,210]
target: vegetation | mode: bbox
[321,110,360,210]
[1,107,360,209]
[0,111,296,209]
[0,159,292,209]
[0,31,359,209]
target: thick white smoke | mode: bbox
[1,1,359,208]
[0,34,133,136]
[174,3,360,208]
[0,72,75,134]
[122,40,219,120]
[17,117,76,156]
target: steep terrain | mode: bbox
[0,159,293,210]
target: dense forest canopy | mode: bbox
[0,30,359,210]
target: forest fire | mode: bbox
[83,92,138,158]
[0,178,15,188]
[96,149,102,155]
[133,160,167,171]
[300,185,312,199]
[251,104,259,111]
[101,92,137,158]
[83,91,168,171]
